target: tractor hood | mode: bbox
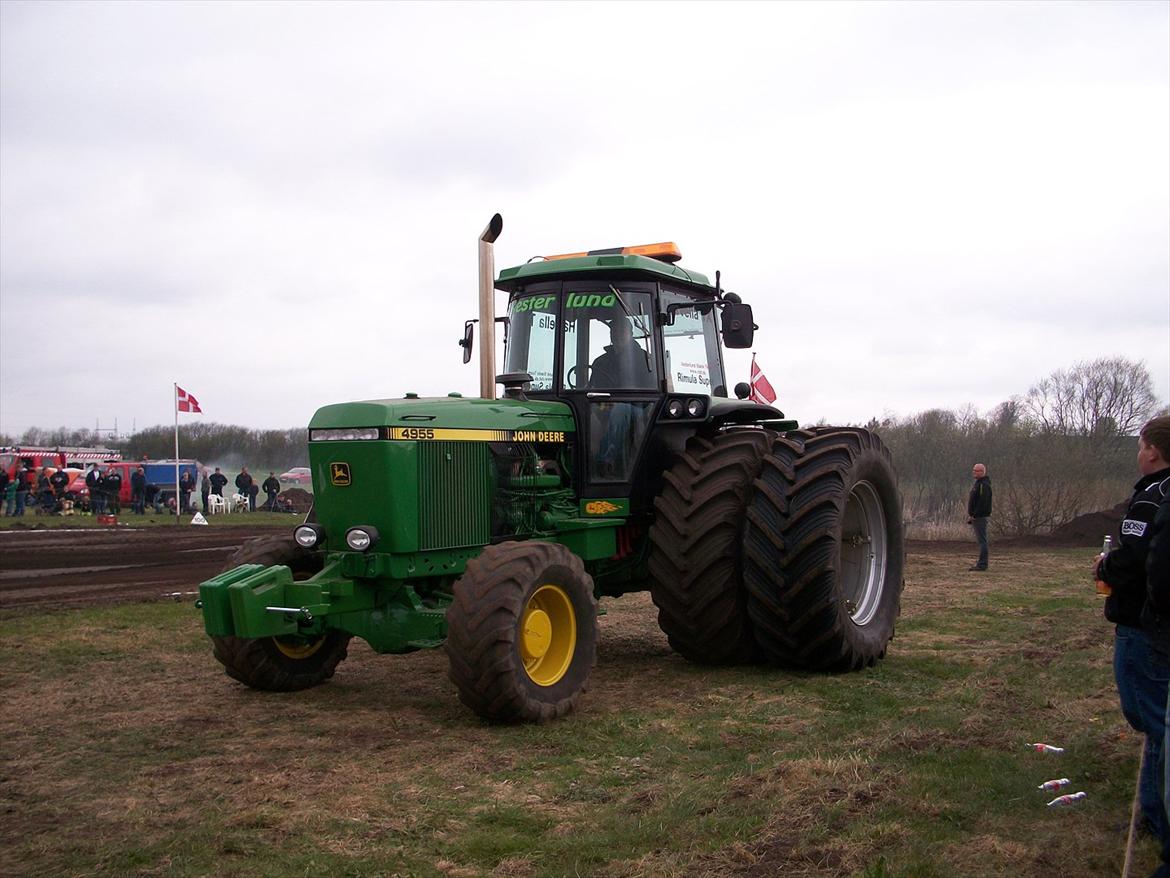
[310,395,576,435]
[305,395,578,562]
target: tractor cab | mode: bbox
[493,242,772,505]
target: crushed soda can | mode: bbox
[1038,778,1072,792]
[1046,791,1087,807]
[1027,743,1065,754]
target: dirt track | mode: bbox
[0,522,1072,614]
[0,526,275,610]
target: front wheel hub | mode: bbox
[521,608,552,660]
[520,584,576,686]
[273,636,326,660]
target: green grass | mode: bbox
[0,544,1158,877]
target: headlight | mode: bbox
[666,399,685,418]
[293,524,324,549]
[311,428,379,441]
[686,398,705,418]
[345,526,379,552]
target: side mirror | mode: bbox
[459,320,475,364]
[720,302,755,348]
[734,382,751,400]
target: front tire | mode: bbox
[209,535,352,691]
[446,541,598,723]
[742,428,904,670]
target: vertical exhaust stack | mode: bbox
[478,214,504,400]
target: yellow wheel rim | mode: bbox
[273,636,326,660]
[520,584,576,686]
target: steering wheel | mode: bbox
[566,364,589,390]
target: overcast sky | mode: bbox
[1,1,1167,440]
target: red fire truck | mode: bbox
[1,445,121,483]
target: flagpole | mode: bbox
[174,382,180,525]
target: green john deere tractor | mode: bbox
[198,214,905,722]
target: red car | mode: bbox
[279,467,312,487]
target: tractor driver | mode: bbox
[587,317,655,390]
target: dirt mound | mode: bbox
[1048,501,1126,545]
[277,487,314,513]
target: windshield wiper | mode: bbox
[609,285,648,337]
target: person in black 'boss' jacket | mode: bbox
[1094,416,1170,871]
[1147,492,1170,622]
[1148,482,1170,841]
[967,463,992,571]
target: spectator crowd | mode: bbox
[0,462,300,518]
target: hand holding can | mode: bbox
[1095,535,1113,595]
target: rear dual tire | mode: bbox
[743,427,904,670]
[647,426,903,672]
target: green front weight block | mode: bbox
[199,564,325,639]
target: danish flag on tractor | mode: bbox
[176,386,202,413]
[749,355,776,405]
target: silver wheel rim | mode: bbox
[840,480,887,627]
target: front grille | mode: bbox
[417,441,491,550]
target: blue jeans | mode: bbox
[14,491,26,516]
[971,516,989,568]
[1115,625,1170,858]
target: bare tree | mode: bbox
[1022,357,1159,441]
[17,426,102,447]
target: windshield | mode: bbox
[661,289,727,396]
[562,289,656,391]
[502,292,557,391]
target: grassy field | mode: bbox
[0,543,1158,877]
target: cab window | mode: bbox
[561,289,656,391]
[661,289,727,397]
[502,292,558,390]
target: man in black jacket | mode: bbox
[967,463,992,571]
[1095,416,1170,865]
[587,319,655,390]
[209,467,228,497]
[85,464,103,515]
[49,467,70,501]
[130,466,146,515]
[235,467,254,511]
[200,469,211,514]
[262,472,281,511]
[104,466,122,514]
[179,470,194,514]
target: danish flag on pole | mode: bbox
[749,354,776,405]
[176,385,202,413]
